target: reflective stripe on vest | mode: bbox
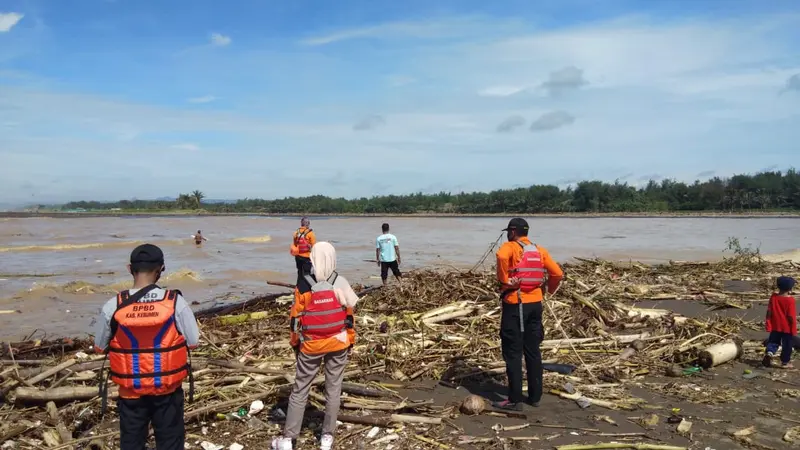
[107,289,189,393]
[298,274,347,342]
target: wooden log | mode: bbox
[266,280,295,289]
[217,311,271,325]
[26,359,78,385]
[550,390,636,411]
[0,424,31,442]
[341,383,392,398]
[14,386,118,404]
[338,413,442,427]
[338,414,391,427]
[390,414,442,425]
[17,360,104,380]
[541,333,651,349]
[420,302,469,320]
[557,443,686,450]
[423,307,477,325]
[626,307,670,319]
[698,340,742,369]
[206,359,284,375]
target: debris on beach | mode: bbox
[0,254,794,449]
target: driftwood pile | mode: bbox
[0,254,796,449]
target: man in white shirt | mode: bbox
[375,223,402,286]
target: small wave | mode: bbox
[18,268,204,297]
[0,240,144,253]
[0,238,187,253]
[221,269,286,280]
[230,235,272,244]
[162,268,203,283]
[601,235,627,239]
[762,249,800,264]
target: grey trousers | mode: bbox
[284,349,349,438]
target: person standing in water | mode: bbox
[272,242,359,450]
[290,217,316,284]
[193,230,207,246]
[376,223,402,286]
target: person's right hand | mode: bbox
[376,260,380,267]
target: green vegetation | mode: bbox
[58,169,800,215]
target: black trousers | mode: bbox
[500,301,544,404]
[380,261,402,280]
[118,387,185,450]
[295,256,312,285]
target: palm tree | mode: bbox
[191,190,205,209]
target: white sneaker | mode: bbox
[320,433,334,450]
[271,437,293,450]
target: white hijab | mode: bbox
[311,241,359,308]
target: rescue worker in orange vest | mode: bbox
[91,244,200,450]
[272,242,359,450]
[494,218,563,411]
[289,217,316,286]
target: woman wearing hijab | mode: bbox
[272,242,359,450]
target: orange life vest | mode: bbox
[290,273,355,354]
[294,228,313,254]
[107,287,189,396]
[295,273,349,341]
[510,242,547,293]
[507,242,548,332]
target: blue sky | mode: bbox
[1,0,799,204]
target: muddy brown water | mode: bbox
[1,216,798,340]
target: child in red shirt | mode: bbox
[763,276,797,369]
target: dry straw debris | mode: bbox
[0,251,796,449]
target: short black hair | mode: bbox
[130,244,165,273]
[382,223,390,233]
[197,230,201,233]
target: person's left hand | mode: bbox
[397,257,401,265]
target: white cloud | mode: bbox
[187,95,217,103]
[477,85,530,97]
[299,16,504,45]
[0,12,23,32]
[171,143,200,151]
[1,11,799,201]
[210,33,232,47]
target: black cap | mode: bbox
[130,244,164,270]
[777,276,796,292]
[502,218,529,231]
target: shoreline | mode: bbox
[3,210,800,219]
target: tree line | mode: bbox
[59,169,800,214]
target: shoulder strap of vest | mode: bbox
[327,271,339,286]
[165,289,183,301]
[303,274,317,287]
[109,284,160,338]
[516,240,536,251]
